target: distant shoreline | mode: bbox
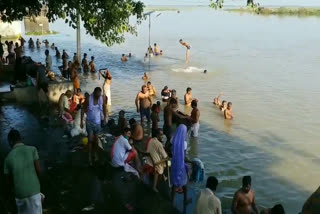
[146,5,320,17]
[226,7,320,17]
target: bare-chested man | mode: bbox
[184,87,198,106]
[179,39,191,62]
[142,72,149,82]
[188,100,200,137]
[224,102,234,120]
[135,85,152,123]
[214,93,223,107]
[129,118,143,143]
[147,81,157,97]
[232,176,259,214]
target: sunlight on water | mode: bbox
[21,6,320,213]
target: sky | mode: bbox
[142,0,320,7]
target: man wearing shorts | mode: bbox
[135,85,152,123]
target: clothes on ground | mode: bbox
[4,143,40,199]
[71,111,87,137]
[15,193,42,214]
[194,188,222,214]
[171,124,188,187]
[145,138,168,174]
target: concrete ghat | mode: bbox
[0,81,73,104]
[47,81,74,103]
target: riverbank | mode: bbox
[227,6,320,16]
[0,104,182,214]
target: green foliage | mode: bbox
[0,0,144,46]
[210,0,224,10]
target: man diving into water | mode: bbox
[179,39,191,62]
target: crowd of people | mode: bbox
[2,36,317,214]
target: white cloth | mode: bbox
[103,83,111,105]
[194,188,222,214]
[124,163,140,178]
[59,94,70,114]
[16,193,42,214]
[70,111,87,137]
[112,136,132,167]
[191,122,200,137]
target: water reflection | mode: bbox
[224,120,232,134]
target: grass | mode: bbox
[25,31,59,36]
[227,7,320,17]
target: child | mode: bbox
[151,104,160,138]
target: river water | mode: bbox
[18,5,320,213]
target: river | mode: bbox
[17,4,320,213]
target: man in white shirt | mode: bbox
[111,128,138,167]
[195,176,222,214]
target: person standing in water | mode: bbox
[45,49,52,72]
[135,85,152,123]
[36,39,41,48]
[147,81,157,97]
[100,69,112,105]
[82,53,89,73]
[89,56,96,72]
[232,176,259,214]
[188,100,200,137]
[224,102,234,120]
[154,43,160,55]
[184,87,198,106]
[179,39,191,62]
[142,72,149,81]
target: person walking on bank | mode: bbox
[81,87,107,166]
[4,129,42,214]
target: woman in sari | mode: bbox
[171,124,191,208]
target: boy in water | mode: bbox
[224,102,234,120]
[121,54,128,62]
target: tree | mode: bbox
[0,0,144,46]
[210,0,256,9]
